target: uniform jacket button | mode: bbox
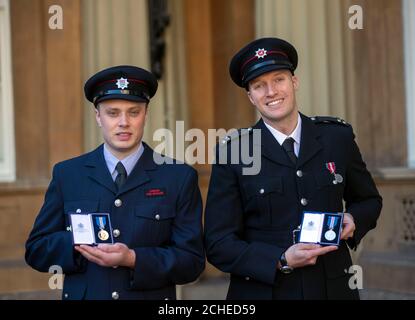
[66,226,72,232]
[113,229,120,238]
[259,188,265,194]
[155,214,160,220]
[296,170,303,177]
[114,199,122,207]
[245,276,250,281]
[300,198,308,206]
[76,209,81,213]
[64,293,69,298]
[112,291,119,300]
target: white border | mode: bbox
[0,0,15,182]
[403,0,415,168]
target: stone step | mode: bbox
[360,288,415,300]
[0,290,60,300]
[0,259,52,294]
[358,251,415,295]
[179,276,229,300]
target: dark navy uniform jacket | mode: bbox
[204,113,382,300]
[26,143,205,300]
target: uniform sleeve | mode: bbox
[129,168,205,290]
[25,164,86,274]
[344,129,382,250]
[204,148,283,285]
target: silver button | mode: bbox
[114,199,122,207]
[259,188,265,194]
[66,226,72,232]
[300,198,308,206]
[311,117,316,120]
[155,214,160,220]
[245,276,250,281]
[64,293,68,298]
[222,136,230,144]
[76,209,81,213]
[113,229,120,238]
[164,297,169,300]
[248,127,252,131]
[333,180,338,185]
[112,291,119,300]
[296,170,303,177]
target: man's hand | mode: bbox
[284,243,338,269]
[341,212,355,240]
[74,243,136,269]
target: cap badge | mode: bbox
[255,48,267,59]
[116,77,129,89]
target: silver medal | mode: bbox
[335,173,343,183]
[324,229,336,241]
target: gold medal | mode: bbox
[95,216,110,241]
[98,229,109,241]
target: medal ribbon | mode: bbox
[326,162,336,175]
[327,216,338,230]
[96,216,106,230]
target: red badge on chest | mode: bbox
[145,188,166,197]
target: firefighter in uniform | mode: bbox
[25,65,205,300]
[204,38,382,299]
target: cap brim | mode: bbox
[244,64,293,86]
[94,94,148,106]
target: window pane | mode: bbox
[0,0,16,182]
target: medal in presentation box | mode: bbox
[298,211,344,246]
[69,213,114,245]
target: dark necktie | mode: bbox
[115,162,127,191]
[282,137,297,164]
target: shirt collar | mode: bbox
[264,113,302,146]
[103,142,144,178]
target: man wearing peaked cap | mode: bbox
[205,38,382,299]
[84,65,158,106]
[26,65,205,300]
[229,37,298,88]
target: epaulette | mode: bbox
[310,116,350,127]
[220,127,253,145]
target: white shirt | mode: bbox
[264,113,302,157]
[103,142,144,181]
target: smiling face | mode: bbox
[95,99,148,159]
[247,69,299,132]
